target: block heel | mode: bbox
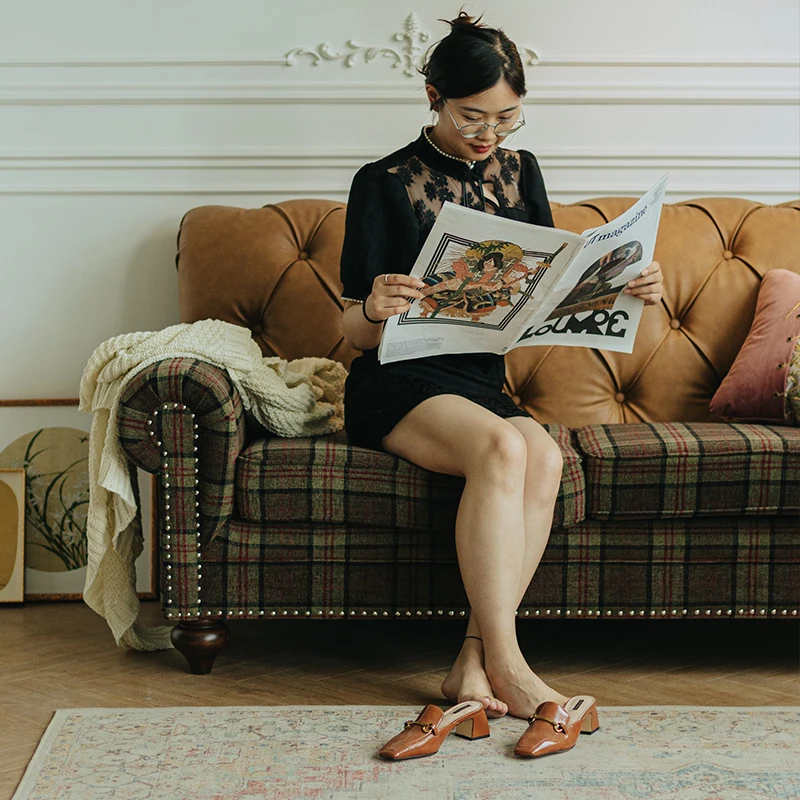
[454,709,490,740]
[580,703,600,734]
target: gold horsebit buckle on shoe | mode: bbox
[403,720,437,735]
[527,714,566,734]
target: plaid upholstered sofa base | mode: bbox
[196,517,798,617]
[118,359,800,673]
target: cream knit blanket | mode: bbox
[79,319,347,651]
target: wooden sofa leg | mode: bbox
[171,619,231,674]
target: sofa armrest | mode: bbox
[117,358,246,549]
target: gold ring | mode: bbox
[384,273,390,284]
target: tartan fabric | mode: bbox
[234,424,586,533]
[118,357,245,544]
[157,408,202,610]
[181,516,799,618]
[574,422,800,520]
[115,359,799,624]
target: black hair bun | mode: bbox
[420,11,527,100]
[444,11,486,32]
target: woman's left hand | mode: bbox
[623,260,663,305]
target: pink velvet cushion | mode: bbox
[710,269,800,424]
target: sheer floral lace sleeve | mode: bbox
[339,163,420,303]
[518,148,555,228]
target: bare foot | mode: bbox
[441,639,508,718]
[485,657,569,720]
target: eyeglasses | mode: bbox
[443,101,526,138]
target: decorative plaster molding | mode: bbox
[523,55,799,68]
[522,48,541,66]
[285,13,432,78]
[0,14,544,78]
[0,149,796,170]
[0,55,796,69]
[0,81,796,105]
[1,183,795,199]
[3,148,793,199]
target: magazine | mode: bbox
[377,174,669,365]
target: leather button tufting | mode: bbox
[615,392,626,403]
[298,251,309,260]
[252,324,263,335]
[723,250,733,259]
[670,318,681,330]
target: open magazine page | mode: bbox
[378,203,586,365]
[511,174,669,354]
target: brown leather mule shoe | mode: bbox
[514,695,599,758]
[378,700,490,760]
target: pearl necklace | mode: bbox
[423,126,475,169]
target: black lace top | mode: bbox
[340,128,554,303]
[339,129,554,451]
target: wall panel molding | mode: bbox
[3,184,795,200]
[1,149,796,170]
[2,146,796,200]
[1,81,796,105]
[0,56,797,68]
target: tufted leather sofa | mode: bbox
[118,196,800,674]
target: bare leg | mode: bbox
[442,417,567,714]
[382,397,565,719]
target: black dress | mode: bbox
[340,128,555,452]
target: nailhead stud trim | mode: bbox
[164,606,800,622]
[158,403,202,617]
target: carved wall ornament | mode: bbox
[284,13,538,79]
[522,48,541,66]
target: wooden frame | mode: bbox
[0,399,157,601]
[0,468,26,603]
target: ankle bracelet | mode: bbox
[464,635,483,642]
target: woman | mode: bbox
[339,13,663,758]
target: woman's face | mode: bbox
[426,78,523,162]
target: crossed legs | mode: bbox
[381,394,567,719]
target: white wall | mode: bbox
[1,0,798,398]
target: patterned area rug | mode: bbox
[13,706,800,800]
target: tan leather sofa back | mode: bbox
[177,197,800,426]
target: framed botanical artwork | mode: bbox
[0,400,157,601]
[0,469,26,603]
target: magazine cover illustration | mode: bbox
[545,240,643,320]
[398,234,569,330]
[378,174,668,364]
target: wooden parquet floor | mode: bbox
[1,601,798,799]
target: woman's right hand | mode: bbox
[365,273,426,321]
